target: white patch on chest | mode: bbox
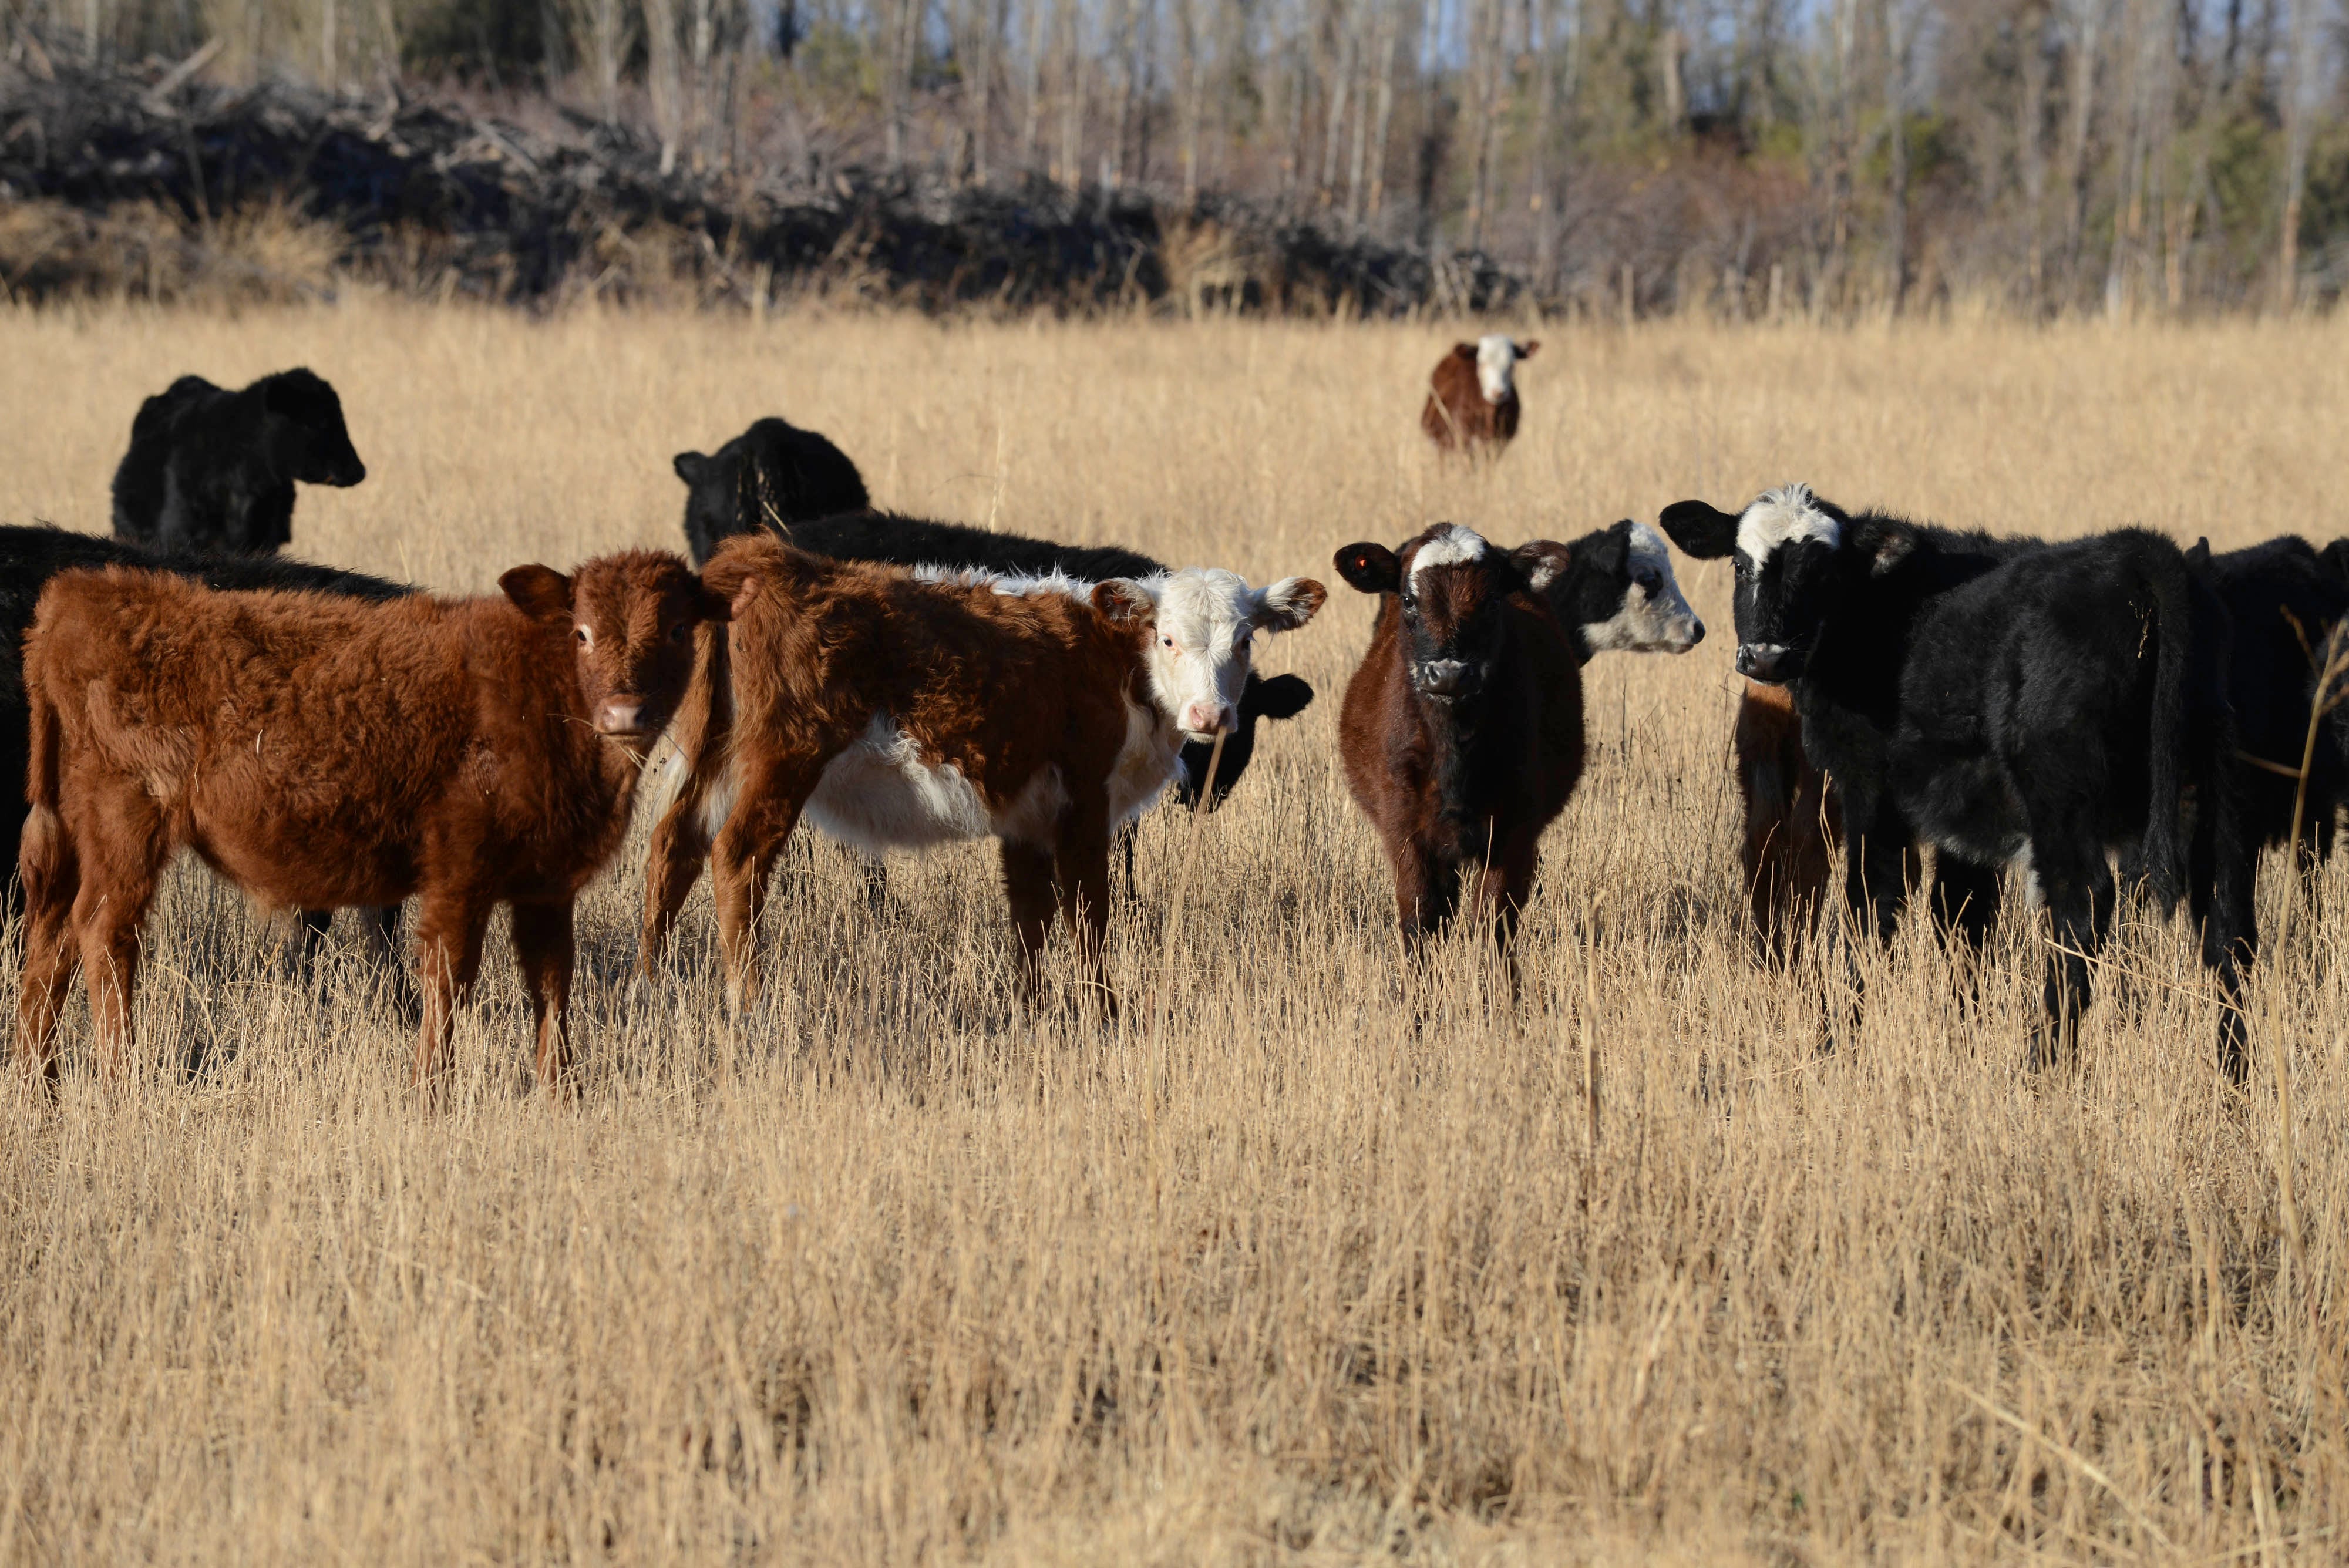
[1735,483,1840,565]
[1106,694,1183,827]
[800,714,1071,853]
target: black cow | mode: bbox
[1660,484,2250,1076]
[0,526,412,995]
[779,510,1314,812]
[111,369,366,554]
[673,418,871,567]
[2199,537,2349,869]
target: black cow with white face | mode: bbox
[1661,484,2252,1077]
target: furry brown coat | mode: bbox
[15,550,721,1092]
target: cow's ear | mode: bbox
[1243,672,1315,722]
[1516,339,1541,359]
[1509,540,1573,593]
[1656,501,1738,560]
[1092,579,1156,623]
[673,452,708,486]
[1334,542,1400,595]
[1860,519,1917,577]
[2186,536,2213,568]
[1452,342,1478,362]
[699,552,763,618]
[499,564,574,623]
[1255,577,1327,631]
[693,583,735,623]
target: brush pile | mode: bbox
[0,40,1528,316]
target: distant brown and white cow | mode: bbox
[1421,335,1540,457]
[1334,520,1701,963]
[641,536,1325,1010]
[15,551,721,1092]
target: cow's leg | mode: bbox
[74,863,163,1083]
[14,804,82,1088]
[1054,811,1118,1017]
[708,759,820,1014]
[854,850,889,914]
[1001,842,1059,1000]
[2025,835,2115,1073]
[2200,779,2259,1085]
[295,908,335,977]
[412,884,494,1093]
[1927,856,2002,956]
[1389,838,1459,955]
[1470,827,1543,996]
[358,905,420,1025]
[509,900,578,1094]
[640,792,715,974]
[1826,803,1914,1050]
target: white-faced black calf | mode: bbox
[1334,520,1703,962]
[1660,484,2249,1075]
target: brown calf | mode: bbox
[15,552,720,1091]
[641,535,1324,1010]
[1420,335,1539,457]
[1734,680,1843,964]
[1333,523,1582,963]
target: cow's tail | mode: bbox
[18,668,69,916]
[640,620,738,846]
[2138,539,2199,911]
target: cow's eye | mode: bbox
[1162,635,1177,651]
[574,626,591,647]
[669,622,691,644]
[1631,566,1659,594]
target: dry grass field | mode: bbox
[0,301,2345,1564]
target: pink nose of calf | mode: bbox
[1181,702,1236,736]
[596,699,646,735]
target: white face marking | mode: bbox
[1580,521,1706,655]
[1734,483,1840,568]
[1408,523,1489,586]
[1474,335,1520,404]
[911,561,1321,748]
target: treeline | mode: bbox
[5,0,2347,316]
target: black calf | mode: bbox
[111,369,366,554]
[1661,486,2249,1076]
[674,418,870,567]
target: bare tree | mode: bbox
[2276,0,2318,308]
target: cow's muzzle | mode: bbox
[1735,642,1798,683]
[1414,659,1482,702]
[595,698,650,737]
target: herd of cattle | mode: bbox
[2,352,2344,1096]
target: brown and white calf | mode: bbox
[641,536,1325,1009]
[15,551,720,1091]
[1420,335,1539,457]
[1334,520,1701,962]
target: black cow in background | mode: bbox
[1660,485,2251,1078]
[780,510,1315,813]
[2199,536,2349,870]
[673,417,870,567]
[0,526,412,1002]
[112,369,366,554]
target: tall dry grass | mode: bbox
[0,301,2345,1564]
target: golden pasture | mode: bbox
[0,302,2344,1563]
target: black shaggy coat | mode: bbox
[111,368,366,554]
[673,418,871,567]
[1664,494,2250,1076]
[779,510,1315,812]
